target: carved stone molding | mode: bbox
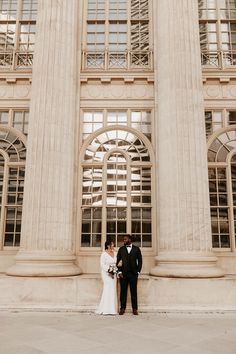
[0,83,31,99]
[81,82,154,101]
[203,82,236,100]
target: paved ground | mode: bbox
[1,311,236,354]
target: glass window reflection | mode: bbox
[81,128,152,248]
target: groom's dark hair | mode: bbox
[125,234,132,241]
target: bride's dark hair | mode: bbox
[105,240,113,250]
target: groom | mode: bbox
[116,234,142,315]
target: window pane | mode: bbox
[82,128,152,248]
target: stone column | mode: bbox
[7,0,81,276]
[151,0,224,277]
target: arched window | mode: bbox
[208,128,236,250]
[0,126,26,248]
[80,128,153,249]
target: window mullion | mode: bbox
[105,0,109,54]
[104,108,107,127]
[8,108,13,127]
[0,155,8,250]
[227,163,235,251]
[79,108,83,148]
[223,108,228,127]
[127,109,131,127]
[127,0,131,52]
[216,0,224,67]
[82,0,88,51]
[15,0,22,51]
[148,0,153,51]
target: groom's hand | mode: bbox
[118,272,123,278]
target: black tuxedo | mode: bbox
[116,244,142,311]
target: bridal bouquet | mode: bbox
[108,264,118,279]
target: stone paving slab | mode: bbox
[1,312,236,354]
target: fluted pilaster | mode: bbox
[151,0,224,277]
[7,0,81,276]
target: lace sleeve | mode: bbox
[100,252,109,272]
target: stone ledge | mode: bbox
[1,275,236,312]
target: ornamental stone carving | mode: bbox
[81,82,154,101]
[203,83,236,99]
[0,83,31,99]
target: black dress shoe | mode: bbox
[119,309,125,315]
[133,309,138,315]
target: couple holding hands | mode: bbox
[96,234,142,316]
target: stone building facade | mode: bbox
[0,0,236,310]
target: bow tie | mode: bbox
[126,245,131,248]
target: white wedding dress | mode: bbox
[95,251,118,315]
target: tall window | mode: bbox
[198,0,236,67]
[83,0,151,70]
[81,129,153,248]
[0,0,37,70]
[207,128,236,249]
[0,126,26,248]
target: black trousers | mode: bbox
[120,272,138,310]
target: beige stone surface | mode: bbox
[1,0,236,314]
[1,275,236,312]
[6,0,81,277]
[1,312,236,354]
[151,0,223,277]
[0,252,16,273]
[1,252,235,277]
[80,81,154,105]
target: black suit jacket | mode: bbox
[116,245,142,276]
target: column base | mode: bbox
[6,251,82,277]
[150,253,225,278]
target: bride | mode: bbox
[95,240,118,315]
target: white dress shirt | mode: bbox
[126,244,132,254]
